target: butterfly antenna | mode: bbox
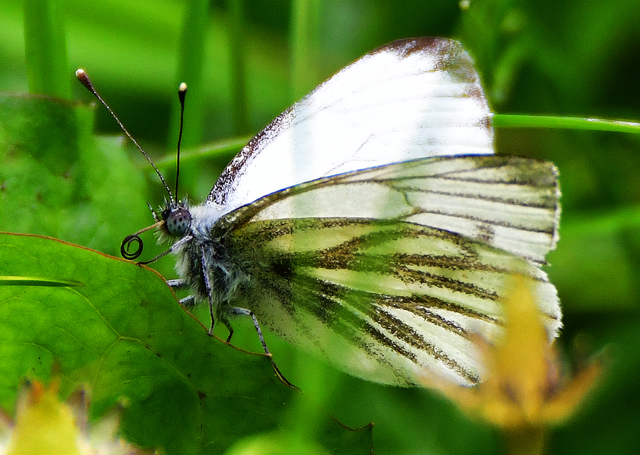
[175,82,187,200]
[75,69,175,205]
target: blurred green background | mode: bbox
[1,0,640,454]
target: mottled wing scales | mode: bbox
[226,155,560,264]
[227,218,560,386]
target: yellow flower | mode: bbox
[426,274,605,453]
[0,378,155,455]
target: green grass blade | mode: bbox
[0,276,82,287]
[289,0,321,100]
[22,0,71,98]
[173,0,209,148]
[229,0,250,135]
[494,114,640,135]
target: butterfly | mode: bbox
[78,37,561,387]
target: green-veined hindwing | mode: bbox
[213,155,560,386]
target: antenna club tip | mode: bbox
[75,68,94,91]
[178,82,187,104]
[178,82,187,103]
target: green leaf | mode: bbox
[0,233,372,454]
[0,93,152,256]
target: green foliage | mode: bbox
[1,0,640,454]
[0,233,370,454]
[0,94,151,254]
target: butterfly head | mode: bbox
[76,70,193,263]
[159,199,192,240]
[119,198,192,261]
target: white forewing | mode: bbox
[209,38,493,214]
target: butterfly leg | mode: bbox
[166,279,196,307]
[138,235,193,265]
[217,307,295,389]
[166,279,187,288]
[230,307,271,355]
[199,244,217,336]
[179,296,195,307]
[226,307,297,389]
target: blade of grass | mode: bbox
[153,135,251,169]
[172,0,209,148]
[289,0,321,100]
[229,0,250,135]
[494,114,640,135]
[23,0,71,98]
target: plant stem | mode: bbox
[23,0,70,98]
[504,426,547,455]
[290,0,321,101]
[494,114,640,135]
[174,0,208,147]
[228,0,250,135]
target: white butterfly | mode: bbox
[79,37,561,387]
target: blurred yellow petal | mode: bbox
[425,272,605,433]
[494,274,550,423]
[6,379,82,455]
[541,354,605,424]
[1,378,155,455]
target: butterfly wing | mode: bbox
[218,155,561,386]
[209,38,493,215]
[222,155,560,265]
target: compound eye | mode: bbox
[166,207,191,237]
